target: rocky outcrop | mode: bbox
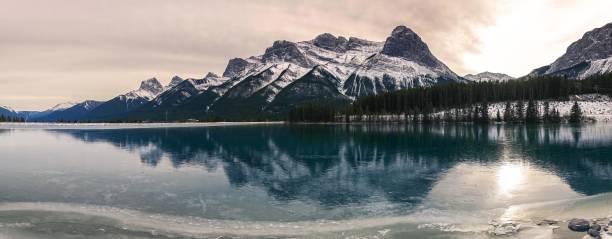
[382,26,442,68]
[313,33,348,52]
[262,40,312,68]
[223,58,250,78]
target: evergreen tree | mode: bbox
[543,101,550,122]
[550,108,561,123]
[515,101,525,121]
[496,109,502,122]
[569,101,583,123]
[503,102,513,122]
[443,111,453,122]
[525,100,539,123]
[479,101,490,123]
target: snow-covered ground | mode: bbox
[347,94,612,123]
[487,94,612,122]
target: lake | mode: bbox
[0,123,611,238]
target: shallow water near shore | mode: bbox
[1,123,611,238]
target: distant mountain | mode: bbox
[33,100,103,122]
[464,72,515,82]
[118,25,464,120]
[529,22,612,79]
[0,106,18,118]
[26,102,78,119]
[84,78,166,120]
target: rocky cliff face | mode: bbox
[547,23,612,74]
[381,26,443,68]
[530,22,612,79]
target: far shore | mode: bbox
[0,121,286,129]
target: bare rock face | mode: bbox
[546,23,612,74]
[168,76,184,88]
[223,58,250,78]
[263,40,312,68]
[313,33,348,52]
[139,78,164,95]
[381,26,442,68]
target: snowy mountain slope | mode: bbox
[266,65,351,114]
[184,25,461,118]
[529,22,612,79]
[17,102,79,120]
[167,76,185,89]
[464,72,515,82]
[33,100,103,122]
[0,106,18,118]
[88,25,465,120]
[579,55,612,79]
[84,78,165,120]
[149,73,227,109]
[344,53,461,97]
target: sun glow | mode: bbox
[496,163,525,198]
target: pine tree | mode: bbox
[525,100,539,123]
[496,109,502,122]
[479,101,490,123]
[515,101,525,121]
[543,101,550,122]
[503,102,513,122]
[551,108,561,123]
[569,101,583,123]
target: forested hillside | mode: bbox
[289,73,612,123]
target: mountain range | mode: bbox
[2,22,612,122]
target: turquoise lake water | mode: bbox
[0,123,611,238]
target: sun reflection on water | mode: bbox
[497,162,525,198]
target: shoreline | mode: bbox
[0,121,285,129]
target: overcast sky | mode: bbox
[1,0,611,111]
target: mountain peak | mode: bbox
[49,102,78,112]
[223,58,250,78]
[381,25,440,68]
[263,40,312,67]
[313,33,348,52]
[464,72,515,82]
[168,76,184,88]
[546,22,612,74]
[391,25,417,35]
[139,78,164,94]
[205,72,220,78]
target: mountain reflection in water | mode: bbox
[51,124,612,204]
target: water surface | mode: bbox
[0,124,611,238]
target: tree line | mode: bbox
[289,73,610,123]
[0,115,25,122]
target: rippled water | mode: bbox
[0,123,611,238]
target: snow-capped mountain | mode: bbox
[84,78,166,120]
[33,100,103,122]
[150,73,226,109]
[22,25,466,121]
[0,106,18,118]
[529,22,612,79]
[131,25,464,120]
[464,72,515,82]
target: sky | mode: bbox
[1,0,611,111]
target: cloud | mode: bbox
[1,0,609,110]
